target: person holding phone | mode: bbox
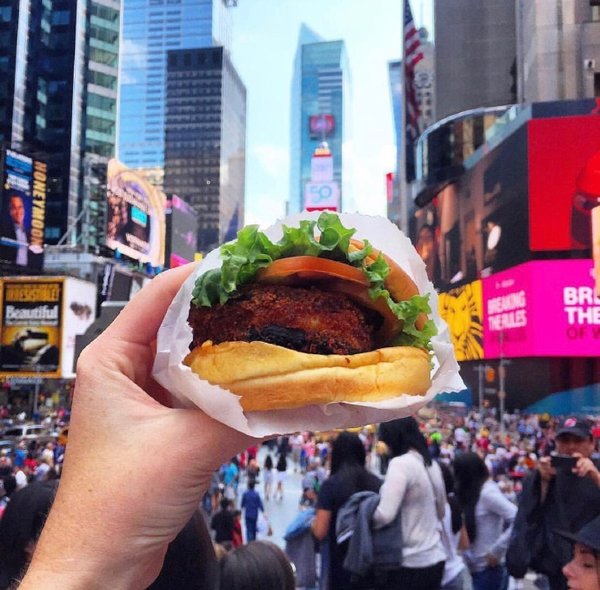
[507,418,600,590]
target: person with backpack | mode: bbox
[311,432,381,590]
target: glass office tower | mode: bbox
[118,0,233,169]
[0,0,119,245]
[289,31,351,214]
[164,46,245,253]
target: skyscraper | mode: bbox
[164,46,246,253]
[118,0,233,169]
[434,0,516,121]
[0,0,120,245]
[289,28,350,214]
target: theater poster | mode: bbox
[0,278,62,377]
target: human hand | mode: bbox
[485,553,499,567]
[21,265,261,590]
[572,453,600,486]
[537,456,556,482]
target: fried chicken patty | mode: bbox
[188,284,381,355]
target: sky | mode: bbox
[230,0,432,228]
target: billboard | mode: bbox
[62,278,97,378]
[0,279,62,376]
[0,148,47,270]
[413,126,529,289]
[166,194,197,268]
[528,116,600,251]
[482,260,599,358]
[309,114,335,139]
[304,182,340,212]
[106,159,166,267]
[0,277,97,378]
[438,280,484,361]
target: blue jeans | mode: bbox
[245,517,257,541]
[471,566,508,590]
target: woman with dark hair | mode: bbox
[560,514,600,590]
[372,417,447,590]
[311,431,381,589]
[453,453,516,590]
[0,480,58,589]
[275,453,287,501]
[219,540,295,590]
[263,453,274,501]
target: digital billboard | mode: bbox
[309,114,335,139]
[106,159,166,267]
[528,116,600,251]
[482,260,599,358]
[438,281,484,361]
[166,194,197,268]
[413,126,529,290]
[0,148,47,270]
[0,279,62,376]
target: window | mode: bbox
[51,10,70,25]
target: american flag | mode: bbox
[404,0,424,143]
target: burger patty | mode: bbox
[188,284,380,355]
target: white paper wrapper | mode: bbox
[153,212,465,436]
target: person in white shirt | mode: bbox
[372,417,447,590]
[454,453,517,590]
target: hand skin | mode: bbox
[572,453,600,487]
[20,265,260,590]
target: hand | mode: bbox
[21,265,260,590]
[537,456,556,482]
[485,553,499,568]
[572,453,600,486]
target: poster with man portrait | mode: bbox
[0,148,46,270]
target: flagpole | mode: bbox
[399,0,409,236]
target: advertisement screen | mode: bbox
[62,278,96,378]
[528,116,600,251]
[106,159,165,267]
[413,126,529,290]
[0,149,47,270]
[438,280,484,361]
[482,260,599,358]
[0,279,62,377]
[309,114,335,139]
[167,195,197,268]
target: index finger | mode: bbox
[102,263,197,346]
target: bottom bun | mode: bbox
[183,340,431,412]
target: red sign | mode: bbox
[386,172,394,203]
[309,114,335,139]
[528,116,600,251]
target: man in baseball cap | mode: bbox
[507,418,600,590]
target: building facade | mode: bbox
[0,0,119,247]
[516,0,600,102]
[164,46,245,253]
[118,0,233,169]
[289,32,350,214]
[434,0,517,121]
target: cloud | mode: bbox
[251,144,289,179]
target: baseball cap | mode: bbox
[557,515,600,552]
[556,417,592,440]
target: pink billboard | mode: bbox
[483,260,600,358]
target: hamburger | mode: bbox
[184,212,437,412]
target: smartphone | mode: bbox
[551,453,577,471]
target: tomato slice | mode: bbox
[256,256,369,287]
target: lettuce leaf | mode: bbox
[191,212,437,350]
